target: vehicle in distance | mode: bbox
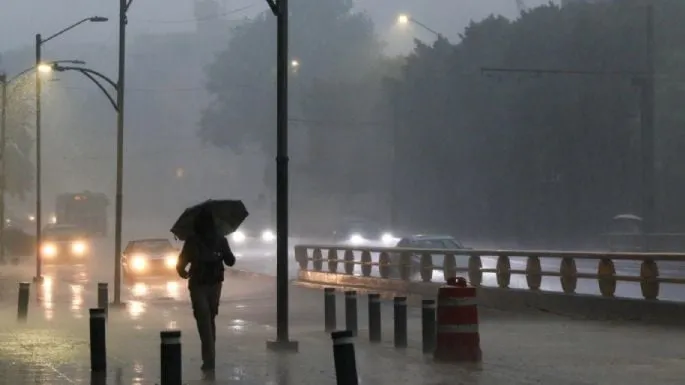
[228,217,276,247]
[333,218,398,246]
[55,191,109,237]
[393,234,469,270]
[122,238,179,283]
[40,224,91,264]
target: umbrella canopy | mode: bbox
[171,199,249,241]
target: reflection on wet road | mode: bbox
[6,253,684,385]
[35,262,188,322]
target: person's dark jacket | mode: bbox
[176,235,235,288]
[176,208,236,288]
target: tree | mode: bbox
[390,0,685,246]
[200,0,384,219]
[3,82,35,199]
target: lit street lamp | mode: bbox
[34,16,108,283]
[0,59,85,264]
[396,13,443,39]
[37,64,54,74]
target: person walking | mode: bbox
[176,207,236,372]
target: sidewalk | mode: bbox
[0,274,684,384]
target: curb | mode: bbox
[296,271,685,326]
[294,280,428,306]
[227,269,276,280]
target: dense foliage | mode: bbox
[2,79,35,198]
[202,0,685,245]
[200,0,383,195]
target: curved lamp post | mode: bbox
[396,13,443,39]
[34,16,108,283]
[50,63,126,304]
[0,59,86,264]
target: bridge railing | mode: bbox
[294,244,685,300]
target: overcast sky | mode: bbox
[1,0,555,52]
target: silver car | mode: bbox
[394,234,467,270]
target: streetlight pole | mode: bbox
[0,75,6,264]
[34,33,42,282]
[33,16,108,283]
[634,4,655,250]
[113,0,132,306]
[265,0,298,352]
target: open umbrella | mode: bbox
[171,199,249,241]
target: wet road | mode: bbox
[9,234,685,302]
[0,253,684,384]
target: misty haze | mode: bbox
[1,0,685,384]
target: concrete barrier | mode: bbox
[297,267,685,326]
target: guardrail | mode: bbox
[294,244,685,301]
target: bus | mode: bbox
[55,191,109,237]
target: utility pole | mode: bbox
[387,79,400,229]
[640,4,655,248]
[113,0,130,306]
[34,33,43,283]
[481,4,656,250]
[265,0,298,352]
[0,75,6,264]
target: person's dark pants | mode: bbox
[190,283,222,370]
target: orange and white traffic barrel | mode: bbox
[433,276,482,362]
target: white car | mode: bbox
[122,238,179,283]
[333,219,399,247]
[393,235,469,270]
[229,228,276,245]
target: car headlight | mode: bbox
[381,232,396,245]
[41,243,57,258]
[348,233,365,246]
[165,254,177,268]
[71,241,87,255]
[130,255,148,271]
[231,230,246,243]
[261,229,275,243]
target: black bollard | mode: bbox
[97,283,108,316]
[89,308,107,372]
[90,372,106,385]
[160,330,182,385]
[344,291,358,336]
[394,296,408,349]
[367,293,381,343]
[17,282,29,322]
[421,299,436,354]
[331,330,359,385]
[324,287,337,332]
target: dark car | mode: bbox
[122,238,179,284]
[393,234,468,270]
[40,224,91,265]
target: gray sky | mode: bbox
[1,0,555,53]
